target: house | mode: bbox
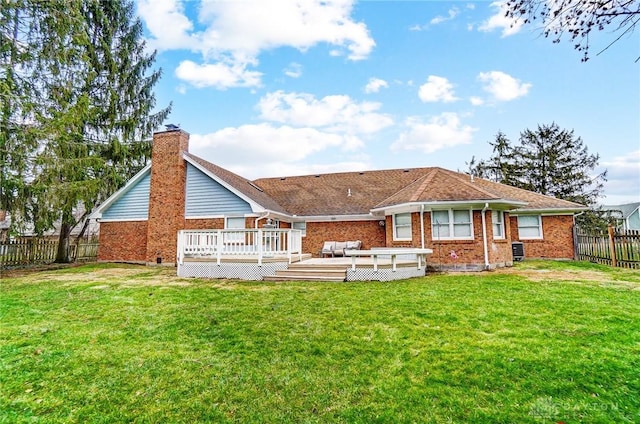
[603,202,640,230]
[92,129,586,276]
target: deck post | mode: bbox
[257,229,263,266]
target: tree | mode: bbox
[504,0,640,61]
[0,1,45,231]
[469,123,608,229]
[2,0,170,262]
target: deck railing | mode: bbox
[177,229,303,265]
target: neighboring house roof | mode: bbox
[603,202,640,219]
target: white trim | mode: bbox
[371,199,527,215]
[492,210,505,240]
[97,218,148,223]
[431,209,474,241]
[393,212,412,241]
[517,214,544,240]
[90,165,151,219]
[186,213,259,220]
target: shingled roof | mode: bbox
[182,152,586,217]
[252,166,585,216]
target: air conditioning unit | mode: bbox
[512,242,524,261]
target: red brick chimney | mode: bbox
[146,129,189,265]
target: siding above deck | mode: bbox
[186,163,252,217]
[101,172,150,221]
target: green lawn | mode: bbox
[1,261,639,423]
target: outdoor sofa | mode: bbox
[320,240,362,257]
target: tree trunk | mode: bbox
[54,210,73,263]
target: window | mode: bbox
[492,210,504,239]
[225,217,245,242]
[431,209,473,240]
[393,213,412,240]
[292,221,306,237]
[517,215,542,239]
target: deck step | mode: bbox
[263,266,347,282]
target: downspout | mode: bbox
[481,203,490,270]
[255,211,270,228]
[420,205,425,249]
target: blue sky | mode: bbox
[136,0,639,205]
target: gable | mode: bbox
[185,163,252,217]
[101,172,151,221]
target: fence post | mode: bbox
[607,225,617,268]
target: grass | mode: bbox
[1,261,639,423]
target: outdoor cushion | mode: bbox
[345,240,361,250]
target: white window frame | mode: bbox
[292,221,306,237]
[225,216,246,243]
[492,210,505,240]
[431,209,474,241]
[393,213,412,241]
[517,215,543,240]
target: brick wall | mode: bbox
[98,221,148,262]
[303,220,386,256]
[509,214,575,259]
[146,130,190,264]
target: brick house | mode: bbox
[93,128,586,271]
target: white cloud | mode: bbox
[139,0,375,89]
[189,124,367,178]
[469,96,484,106]
[601,150,640,204]
[391,113,476,153]
[137,0,196,51]
[477,71,531,101]
[284,62,302,78]
[364,78,389,94]
[257,91,393,135]
[478,1,524,37]
[175,60,263,89]
[430,7,459,25]
[418,76,459,103]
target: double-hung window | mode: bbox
[517,215,543,239]
[225,216,245,243]
[431,209,473,240]
[292,221,306,237]
[393,213,412,241]
[492,210,505,239]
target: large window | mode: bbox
[492,210,505,239]
[292,221,306,237]
[393,213,412,240]
[517,215,543,239]
[432,209,473,240]
[225,216,245,242]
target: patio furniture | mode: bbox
[320,240,362,257]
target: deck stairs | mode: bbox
[263,263,348,282]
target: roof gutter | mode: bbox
[481,202,490,270]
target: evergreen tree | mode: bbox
[469,123,608,229]
[2,0,170,262]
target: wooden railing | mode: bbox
[177,229,303,265]
[575,227,640,269]
[0,238,99,269]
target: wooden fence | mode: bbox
[575,227,640,269]
[0,238,99,269]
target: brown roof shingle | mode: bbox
[186,153,585,217]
